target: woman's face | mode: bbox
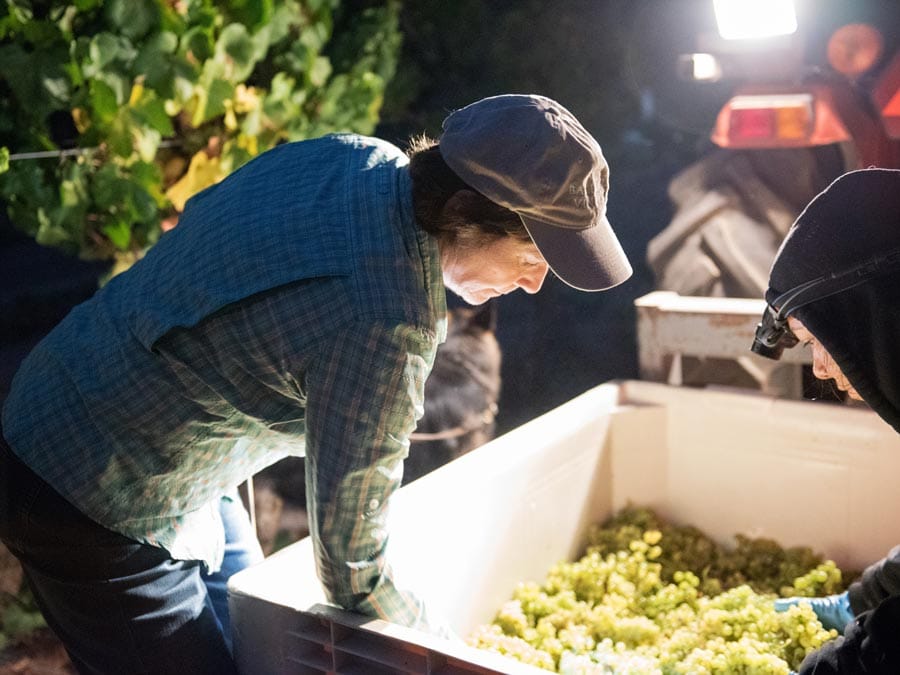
[787,316,863,400]
[441,235,549,306]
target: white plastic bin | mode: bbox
[229,380,900,674]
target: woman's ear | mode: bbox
[440,189,480,221]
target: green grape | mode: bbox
[494,600,529,638]
[470,505,849,673]
[560,639,663,674]
[783,561,844,598]
[468,624,556,671]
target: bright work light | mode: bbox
[713,0,798,40]
[684,53,723,82]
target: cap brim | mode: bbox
[521,215,632,291]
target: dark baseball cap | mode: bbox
[439,94,632,291]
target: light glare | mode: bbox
[714,0,798,40]
[692,53,723,81]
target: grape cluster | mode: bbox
[468,506,850,673]
[586,507,853,598]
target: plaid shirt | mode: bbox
[1,134,447,629]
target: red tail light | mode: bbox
[873,52,900,139]
[729,107,777,139]
[712,88,850,148]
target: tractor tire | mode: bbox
[650,146,844,298]
[647,145,846,389]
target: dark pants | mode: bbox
[0,434,262,674]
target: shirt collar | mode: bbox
[398,167,447,344]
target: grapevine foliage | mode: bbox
[0,0,401,270]
[471,506,855,674]
[0,586,46,651]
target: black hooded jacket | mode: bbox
[766,168,900,673]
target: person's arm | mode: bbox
[797,593,900,674]
[303,319,437,630]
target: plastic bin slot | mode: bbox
[289,614,333,643]
[280,660,328,675]
[337,662,410,675]
[431,657,503,675]
[282,630,333,673]
[285,615,331,645]
[334,632,428,673]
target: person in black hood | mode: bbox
[750,168,900,674]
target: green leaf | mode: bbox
[128,183,159,222]
[36,208,72,248]
[308,56,331,88]
[94,70,129,106]
[106,115,134,158]
[104,0,160,41]
[190,76,235,127]
[181,25,215,62]
[102,219,132,250]
[1,597,47,641]
[221,141,253,175]
[207,78,234,119]
[61,179,84,208]
[89,79,118,124]
[277,42,312,77]
[43,73,71,102]
[0,162,54,212]
[134,31,179,95]
[88,32,120,71]
[0,43,71,121]
[240,102,262,136]
[0,0,402,263]
[5,0,32,24]
[223,0,274,30]
[21,18,62,46]
[184,2,217,30]
[92,165,129,210]
[216,23,256,81]
[268,71,296,100]
[265,3,303,46]
[133,94,175,136]
[299,23,330,53]
[129,160,167,206]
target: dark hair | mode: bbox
[406,135,529,247]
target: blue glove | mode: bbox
[774,591,853,631]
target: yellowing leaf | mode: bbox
[234,84,260,113]
[128,81,145,106]
[132,124,161,163]
[224,103,238,131]
[236,132,258,156]
[164,98,182,117]
[164,150,223,211]
[72,108,91,133]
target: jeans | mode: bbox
[0,435,264,674]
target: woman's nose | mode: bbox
[811,343,835,381]
[518,263,549,294]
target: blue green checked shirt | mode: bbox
[1,134,448,629]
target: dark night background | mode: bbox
[0,0,731,433]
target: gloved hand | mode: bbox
[774,591,853,632]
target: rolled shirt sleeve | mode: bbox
[303,319,436,629]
